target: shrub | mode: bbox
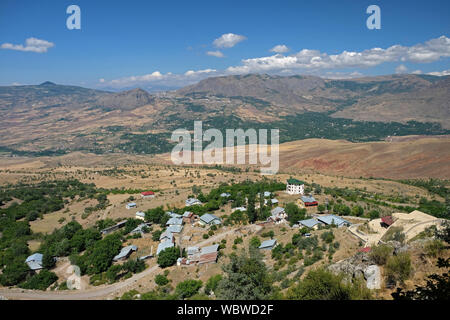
[424,239,446,257]
[369,244,394,265]
[157,247,179,268]
[320,231,335,244]
[155,274,169,286]
[19,269,58,290]
[249,236,261,248]
[176,279,203,299]
[204,274,222,295]
[385,253,412,284]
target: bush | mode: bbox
[320,231,335,244]
[286,268,372,300]
[385,253,412,284]
[424,239,445,258]
[19,269,58,290]
[176,279,203,299]
[157,247,179,268]
[204,274,222,295]
[249,236,261,248]
[155,274,169,286]
[369,245,393,265]
[152,230,162,241]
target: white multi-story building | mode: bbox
[286,178,305,195]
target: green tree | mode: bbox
[176,279,203,299]
[204,274,223,295]
[385,253,412,285]
[216,250,273,300]
[247,193,257,223]
[286,268,372,300]
[19,269,58,290]
[155,274,169,286]
[249,236,261,248]
[157,247,179,268]
[285,203,306,225]
[351,205,364,217]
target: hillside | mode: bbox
[177,74,450,128]
[0,74,449,157]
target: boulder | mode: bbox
[364,265,381,290]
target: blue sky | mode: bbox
[0,0,449,90]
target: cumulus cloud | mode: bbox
[1,37,54,53]
[206,50,225,58]
[395,64,408,74]
[213,33,246,48]
[226,35,450,74]
[427,69,450,76]
[270,45,289,53]
[101,69,220,89]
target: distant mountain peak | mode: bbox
[39,81,56,86]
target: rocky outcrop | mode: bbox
[328,252,381,290]
[364,265,381,289]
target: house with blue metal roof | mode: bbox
[126,202,137,209]
[185,198,202,207]
[259,239,277,250]
[159,230,174,242]
[317,215,351,227]
[167,212,182,219]
[157,241,174,255]
[199,213,222,226]
[113,245,137,261]
[167,224,183,233]
[298,218,323,229]
[25,253,43,270]
[166,217,183,226]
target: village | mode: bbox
[19,176,446,299]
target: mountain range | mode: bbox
[0,74,449,156]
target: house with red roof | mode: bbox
[381,216,394,228]
[141,191,155,199]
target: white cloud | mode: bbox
[99,78,105,83]
[411,70,423,74]
[1,37,54,53]
[101,69,220,88]
[206,50,225,58]
[184,69,217,76]
[427,69,450,76]
[226,35,450,74]
[99,36,450,89]
[270,45,289,53]
[395,64,408,74]
[213,33,246,48]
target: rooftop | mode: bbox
[301,195,317,203]
[200,213,221,224]
[201,244,219,255]
[299,218,321,228]
[259,239,277,249]
[167,217,183,226]
[271,206,285,216]
[157,241,174,255]
[317,215,350,226]
[113,245,137,261]
[287,178,305,185]
[167,224,183,233]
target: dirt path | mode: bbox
[0,225,261,300]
